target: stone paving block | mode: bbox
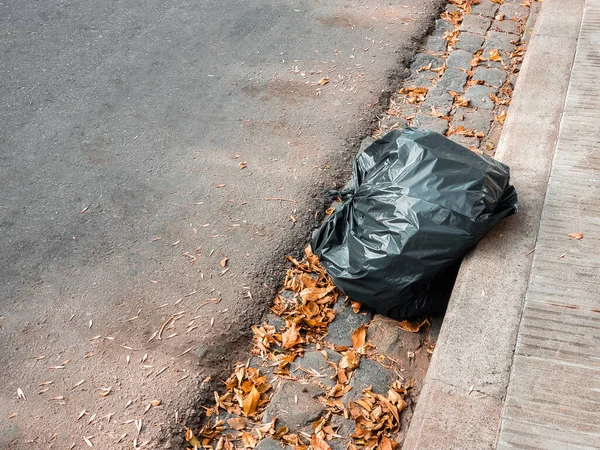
[473,66,506,87]
[343,359,397,403]
[380,116,408,132]
[460,14,492,35]
[449,134,480,149]
[472,0,500,18]
[453,107,494,135]
[490,18,520,35]
[456,32,485,53]
[367,314,424,358]
[410,53,445,72]
[329,416,355,450]
[432,18,454,38]
[437,69,468,93]
[422,86,454,116]
[256,438,290,450]
[464,84,496,110]
[266,313,285,330]
[446,49,473,71]
[405,70,437,88]
[291,349,339,388]
[413,114,449,135]
[325,301,372,347]
[424,35,447,53]
[499,3,530,21]
[484,31,518,52]
[263,381,326,431]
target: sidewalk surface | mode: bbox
[404,0,600,448]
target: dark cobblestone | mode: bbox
[343,359,397,404]
[263,381,326,431]
[473,66,506,87]
[455,32,485,53]
[446,49,473,71]
[329,416,355,450]
[453,107,494,135]
[498,3,530,21]
[450,134,481,149]
[484,30,518,52]
[410,53,445,72]
[437,69,468,93]
[405,70,438,88]
[460,14,492,35]
[291,350,340,388]
[431,18,454,38]
[422,86,454,116]
[425,35,447,53]
[471,0,500,18]
[325,301,372,348]
[490,17,520,35]
[464,84,496,110]
[367,314,424,358]
[266,313,285,330]
[413,114,449,135]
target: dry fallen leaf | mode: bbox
[568,232,584,240]
[398,319,428,333]
[241,386,260,416]
[317,77,329,86]
[489,49,503,62]
[351,324,368,354]
[216,184,226,188]
[325,207,335,215]
[17,388,26,400]
[227,417,247,430]
[310,434,332,450]
[239,161,248,169]
[185,427,201,447]
[220,257,229,268]
[281,322,304,349]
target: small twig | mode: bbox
[265,197,297,203]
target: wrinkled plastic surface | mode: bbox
[312,128,518,320]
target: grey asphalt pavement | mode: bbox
[0,0,442,447]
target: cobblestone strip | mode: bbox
[379,0,541,156]
[185,2,541,449]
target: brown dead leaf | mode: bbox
[216,184,226,188]
[220,257,229,268]
[398,319,428,333]
[325,207,335,215]
[227,417,247,430]
[568,232,584,240]
[239,161,248,169]
[241,431,257,448]
[351,324,368,353]
[380,435,396,450]
[339,349,360,371]
[185,427,201,447]
[310,434,332,450]
[489,49,502,62]
[495,110,507,124]
[281,322,304,349]
[491,0,504,4]
[242,386,260,416]
[317,77,329,86]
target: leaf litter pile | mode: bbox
[184,248,426,449]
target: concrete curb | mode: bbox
[402,1,584,448]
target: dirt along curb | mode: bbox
[181,1,543,449]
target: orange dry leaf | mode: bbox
[398,319,429,333]
[220,257,229,267]
[491,0,504,4]
[568,232,584,240]
[317,77,329,86]
[489,49,503,62]
[241,386,260,416]
[351,324,368,354]
[226,417,246,430]
[495,110,507,124]
[241,431,257,448]
[310,434,332,450]
[281,322,304,349]
[339,349,360,371]
[325,207,335,215]
[185,427,201,447]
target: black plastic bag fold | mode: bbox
[312,128,518,320]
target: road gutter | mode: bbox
[402,0,584,448]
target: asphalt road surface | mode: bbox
[0,0,442,447]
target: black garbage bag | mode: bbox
[312,127,518,320]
